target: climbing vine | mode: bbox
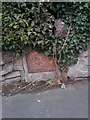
[2,2,90,70]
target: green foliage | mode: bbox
[46,79,53,86]
[2,2,90,70]
[46,2,89,69]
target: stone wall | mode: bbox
[0,51,57,83]
[0,50,89,84]
[0,52,24,83]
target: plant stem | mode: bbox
[58,23,72,66]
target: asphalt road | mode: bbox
[1,80,88,118]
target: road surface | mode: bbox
[1,80,88,118]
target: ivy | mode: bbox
[2,2,90,70]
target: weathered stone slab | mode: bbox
[2,63,14,76]
[22,56,28,81]
[4,71,21,79]
[0,70,4,76]
[0,65,2,73]
[2,77,21,83]
[67,50,89,79]
[0,53,4,66]
[25,71,57,82]
[14,58,23,71]
[77,51,88,65]
[0,76,4,82]
[0,60,4,66]
[2,51,15,64]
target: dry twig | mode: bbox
[58,23,72,66]
[53,43,61,84]
[52,23,72,84]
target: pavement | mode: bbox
[1,80,88,118]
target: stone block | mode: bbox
[0,76,4,82]
[14,58,23,71]
[2,63,13,76]
[0,66,2,73]
[4,71,21,79]
[67,50,89,79]
[0,52,4,66]
[2,77,21,83]
[25,71,57,82]
[2,51,14,64]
